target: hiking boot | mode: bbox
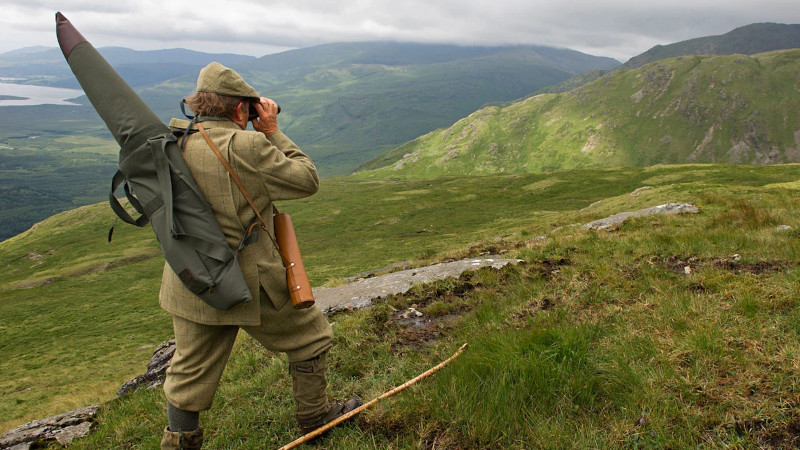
[160,426,204,449]
[298,396,363,434]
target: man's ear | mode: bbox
[234,102,247,121]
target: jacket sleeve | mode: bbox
[245,130,320,201]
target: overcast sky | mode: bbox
[4,0,799,62]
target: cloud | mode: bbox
[2,0,799,61]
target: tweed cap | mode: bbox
[196,62,259,99]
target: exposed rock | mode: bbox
[442,149,459,162]
[582,203,699,231]
[0,405,99,449]
[629,186,652,197]
[316,257,524,314]
[346,261,412,281]
[117,338,176,397]
[393,150,420,170]
[402,307,424,319]
[754,145,782,165]
[689,123,717,162]
[581,134,599,153]
[524,235,548,246]
[581,200,603,211]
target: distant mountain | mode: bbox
[0,46,53,56]
[623,23,800,69]
[206,42,621,175]
[0,46,255,88]
[3,41,620,175]
[356,49,800,178]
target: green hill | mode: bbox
[622,23,800,70]
[357,50,800,178]
[2,163,800,447]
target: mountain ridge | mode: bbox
[622,22,800,69]
[0,46,256,88]
[357,49,800,177]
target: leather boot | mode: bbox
[298,397,363,434]
[289,352,362,433]
[160,426,204,449]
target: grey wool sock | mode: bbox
[167,402,200,432]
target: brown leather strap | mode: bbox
[196,123,285,260]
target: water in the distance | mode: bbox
[0,81,83,106]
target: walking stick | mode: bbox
[279,343,469,450]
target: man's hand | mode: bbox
[251,97,279,135]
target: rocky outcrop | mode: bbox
[582,203,699,231]
[346,261,412,282]
[315,257,524,314]
[0,406,99,449]
[117,338,176,397]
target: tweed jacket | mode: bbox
[159,118,319,326]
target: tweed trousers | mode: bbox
[163,287,333,411]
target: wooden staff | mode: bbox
[279,343,469,450]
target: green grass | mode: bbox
[2,163,800,447]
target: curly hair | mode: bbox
[184,92,247,119]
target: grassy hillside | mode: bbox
[2,164,800,448]
[358,50,800,178]
[623,23,800,70]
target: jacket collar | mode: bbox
[168,117,241,131]
[197,118,241,130]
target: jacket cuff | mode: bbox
[265,130,293,150]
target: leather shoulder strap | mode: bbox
[196,123,284,255]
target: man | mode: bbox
[159,62,360,449]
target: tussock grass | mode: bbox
[3,163,800,447]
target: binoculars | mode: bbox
[248,102,281,121]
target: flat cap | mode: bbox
[196,62,259,99]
